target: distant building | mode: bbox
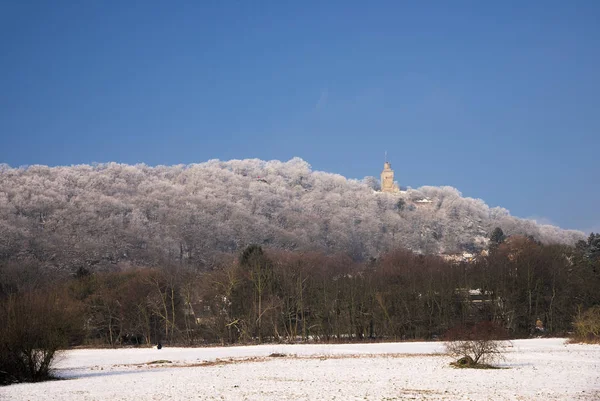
[380,161,400,193]
[442,252,477,263]
[414,198,433,206]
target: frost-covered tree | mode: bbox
[0,158,585,271]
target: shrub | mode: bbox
[573,306,600,343]
[0,291,81,385]
[444,321,510,368]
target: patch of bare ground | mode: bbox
[448,355,505,369]
[145,360,172,364]
[314,352,445,360]
[187,356,267,367]
[381,388,447,400]
[130,352,446,370]
[449,361,503,369]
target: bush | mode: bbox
[444,321,510,368]
[573,306,600,343]
[0,291,81,385]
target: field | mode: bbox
[1,339,598,400]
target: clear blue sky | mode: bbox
[1,1,599,233]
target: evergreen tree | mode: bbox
[489,227,506,247]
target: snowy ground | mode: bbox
[1,339,599,400]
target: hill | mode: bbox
[0,158,584,270]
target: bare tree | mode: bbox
[444,321,510,367]
[0,290,82,384]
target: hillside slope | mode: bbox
[0,158,584,269]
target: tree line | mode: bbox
[2,233,598,350]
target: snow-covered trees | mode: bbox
[0,158,585,270]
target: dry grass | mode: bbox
[145,360,172,365]
[125,352,445,370]
[180,356,268,368]
[449,361,502,369]
[567,336,600,345]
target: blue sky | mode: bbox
[1,1,599,233]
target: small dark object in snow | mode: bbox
[157,342,162,350]
[455,356,475,366]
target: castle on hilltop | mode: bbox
[380,161,400,193]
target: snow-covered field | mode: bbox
[1,339,599,400]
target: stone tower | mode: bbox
[381,161,400,193]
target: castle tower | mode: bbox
[381,161,400,193]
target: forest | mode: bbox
[0,158,585,272]
[1,233,599,349]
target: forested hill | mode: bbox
[0,158,584,270]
